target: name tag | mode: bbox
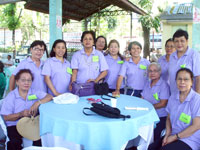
[117,61,124,64]
[67,67,72,75]
[179,112,191,124]
[92,56,99,62]
[153,93,159,101]
[139,65,147,70]
[180,64,186,68]
[28,95,38,101]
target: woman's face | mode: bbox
[53,42,66,58]
[82,33,94,49]
[148,65,160,80]
[176,71,192,93]
[30,45,45,60]
[165,41,176,55]
[96,37,106,51]
[174,36,188,53]
[130,44,141,57]
[16,73,32,91]
[109,42,119,56]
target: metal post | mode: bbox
[130,12,132,39]
[49,0,62,50]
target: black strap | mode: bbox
[101,94,116,100]
[83,108,96,116]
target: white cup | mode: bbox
[111,98,117,108]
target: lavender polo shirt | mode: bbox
[105,54,125,89]
[71,48,109,83]
[42,57,71,96]
[0,88,47,127]
[12,57,47,92]
[166,89,200,150]
[158,55,169,82]
[119,58,150,90]
[141,78,169,117]
[169,47,200,94]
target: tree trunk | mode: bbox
[12,29,16,59]
[142,25,150,59]
[84,19,88,31]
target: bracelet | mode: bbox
[176,133,180,140]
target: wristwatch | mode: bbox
[176,133,180,140]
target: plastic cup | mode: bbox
[111,98,117,107]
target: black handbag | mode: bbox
[83,102,131,120]
[94,79,109,95]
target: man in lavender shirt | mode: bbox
[169,29,200,94]
[9,40,47,92]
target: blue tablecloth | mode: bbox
[39,94,159,150]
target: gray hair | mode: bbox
[148,62,162,74]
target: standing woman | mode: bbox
[9,40,48,92]
[148,68,200,150]
[105,40,125,93]
[42,39,71,96]
[71,31,108,85]
[142,63,170,141]
[158,38,176,81]
[0,61,6,99]
[113,41,150,97]
[95,36,107,52]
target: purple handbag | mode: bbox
[72,82,95,97]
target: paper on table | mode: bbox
[125,107,149,111]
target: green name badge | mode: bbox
[92,56,99,62]
[139,64,147,70]
[153,93,159,101]
[28,95,38,101]
[179,112,191,124]
[117,61,124,64]
[180,64,186,68]
[67,67,72,75]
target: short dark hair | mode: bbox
[175,68,193,82]
[0,61,4,73]
[165,38,173,47]
[50,39,67,58]
[7,55,12,58]
[15,69,34,81]
[128,41,142,51]
[95,36,107,50]
[30,40,49,58]
[80,31,95,43]
[173,29,188,41]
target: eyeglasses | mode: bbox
[165,46,174,49]
[176,78,190,82]
[19,79,32,83]
[33,48,45,52]
[148,70,159,73]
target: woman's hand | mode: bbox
[162,135,177,146]
[87,79,95,83]
[21,109,31,117]
[112,90,120,97]
[29,101,40,116]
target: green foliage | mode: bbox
[138,0,152,11]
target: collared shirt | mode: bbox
[0,88,47,127]
[141,78,169,117]
[119,57,150,90]
[169,47,200,94]
[42,57,71,96]
[158,55,169,82]
[105,54,125,89]
[166,89,200,150]
[71,48,108,83]
[12,57,47,92]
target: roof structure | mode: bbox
[23,0,146,21]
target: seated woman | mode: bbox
[71,31,108,85]
[148,68,200,150]
[113,41,150,97]
[42,39,71,96]
[105,39,125,93]
[0,69,52,150]
[141,62,170,141]
[0,61,6,99]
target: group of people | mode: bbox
[0,29,200,150]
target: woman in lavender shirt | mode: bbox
[104,39,125,93]
[71,31,108,85]
[42,40,71,96]
[141,62,170,141]
[149,68,200,150]
[158,38,175,82]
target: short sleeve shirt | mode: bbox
[158,55,169,82]
[0,88,47,126]
[71,48,108,83]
